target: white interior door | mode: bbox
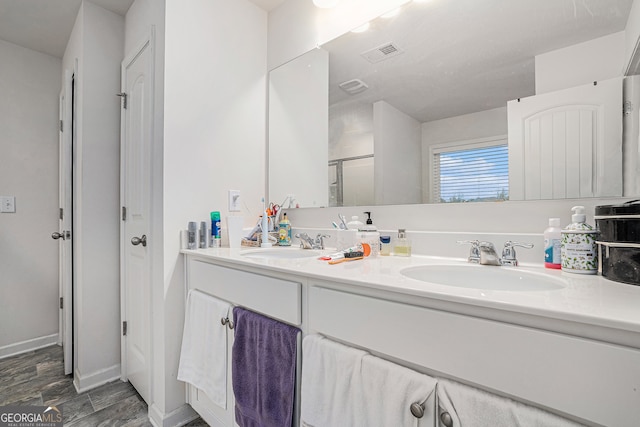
[121,36,153,404]
[55,70,73,375]
[508,77,623,200]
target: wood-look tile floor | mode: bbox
[0,345,209,426]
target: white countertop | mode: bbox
[182,247,640,340]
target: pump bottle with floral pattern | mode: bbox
[561,206,598,274]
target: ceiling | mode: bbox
[0,0,134,58]
[324,0,634,123]
[248,0,285,12]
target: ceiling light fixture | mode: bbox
[312,0,340,8]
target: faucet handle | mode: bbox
[315,233,331,249]
[501,241,534,266]
[457,240,480,263]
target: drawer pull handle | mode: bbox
[410,402,424,418]
[440,411,453,427]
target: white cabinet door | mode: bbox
[508,77,622,200]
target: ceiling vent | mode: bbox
[338,78,369,95]
[361,42,404,63]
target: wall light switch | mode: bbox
[228,190,241,212]
[1,196,16,213]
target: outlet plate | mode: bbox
[228,190,241,212]
[1,196,15,213]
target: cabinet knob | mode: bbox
[440,411,453,427]
[221,317,228,326]
[410,402,424,418]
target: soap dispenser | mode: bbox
[358,212,380,257]
[393,229,411,257]
[561,206,598,274]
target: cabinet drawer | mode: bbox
[189,260,301,325]
[308,286,640,427]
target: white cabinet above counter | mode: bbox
[182,247,640,426]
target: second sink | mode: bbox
[400,264,565,291]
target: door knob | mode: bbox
[52,231,70,240]
[131,235,147,247]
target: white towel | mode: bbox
[177,290,231,408]
[301,334,437,427]
[436,378,585,427]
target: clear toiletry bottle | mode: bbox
[380,236,391,256]
[561,206,598,274]
[393,229,411,256]
[199,221,207,248]
[187,222,197,250]
[544,218,561,269]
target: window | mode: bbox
[431,138,508,203]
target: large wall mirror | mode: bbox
[269,0,637,208]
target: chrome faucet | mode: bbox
[479,241,502,266]
[295,233,330,250]
[459,240,533,266]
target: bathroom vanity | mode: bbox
[182,247,640,427]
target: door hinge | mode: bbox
[122,206,127,221]
[116,92,127,109]
[122,321,128,336]
[59,297,63,309]
[59,120,63,132]
[59,208,64,220]
[624,100,634,116]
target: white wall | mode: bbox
[329,102,373,160]
[161,0,267,421]
[62,0,124,390]
[269,48,328,208]
[0,39,61,357]
[373,101,421,205]
[535,32,626,94]
[329,101,375,206]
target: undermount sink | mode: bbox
[240,248,321,259]
[400,264,565,291]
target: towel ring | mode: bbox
[410,402,424,419]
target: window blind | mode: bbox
[433,144,509,203]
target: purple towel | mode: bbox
[232,307,300,427]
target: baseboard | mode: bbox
[149,403,198,427]
[73,364,121,393]
[0,334,59,359]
